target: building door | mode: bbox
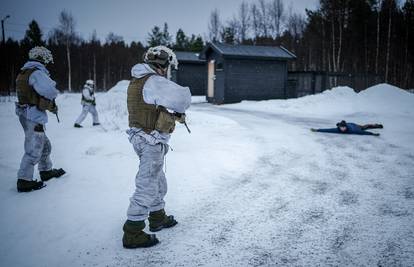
[208,60,215,98]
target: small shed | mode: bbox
[172,51,207,96]
[200,43,296,104]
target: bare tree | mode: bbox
[258,0,269,37]
[238,1,250,42]
[208,9,221,42]
[90,30,99,87]
[251,3,261,39]
[57,10,76,92]
[385,1,393,83]
[287,11,305,38]
[225,17,240,44]
[269,0,285,38]
[375,0,382,75]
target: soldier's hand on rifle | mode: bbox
[174,113,186,124]
[51,101,58,114]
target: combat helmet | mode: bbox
[29,46,54,65]
[144,46,178,70]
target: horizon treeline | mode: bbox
[1,0,413,94]
[0,12,204,93]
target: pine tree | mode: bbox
[174,29,189,51]
[162,23,172,46]
[221,27,236,44]
[21,20,45,47]
[147,26,163,46]
[188,35,204,52]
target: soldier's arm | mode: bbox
[313,128,342,134]
[143,76,191,113]
[29,70,59,100]
[82,88,94,101]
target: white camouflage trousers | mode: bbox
[17,115,53,181]
[127,134,168,221]
[75,104,99,125]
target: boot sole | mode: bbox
[40,170,66,182]
[149,221,178,232]
[123,235,159,248]
[17,184,46,192]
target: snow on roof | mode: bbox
[175,51,205,63]
[201,43,297,60]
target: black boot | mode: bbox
[74,123,82,128]
[122,220,159,248]
[17,179,45,192]
[149,209,178,232]
[93,122,100,126]
[40,168,66,182]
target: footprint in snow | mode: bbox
[85,146,102,156]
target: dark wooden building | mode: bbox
[172,51,207,96]
[200,43,296,104]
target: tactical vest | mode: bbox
[16,68,39,106]
[16,68,55,112]
[81,88,95,104]
[127,74,176,134]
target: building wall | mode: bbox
[205,52,225,104]
[224,59,287,103]
[287,71,382,97]
[176,63,207,95]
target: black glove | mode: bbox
[174,113,186,124]
[50,101,58,114]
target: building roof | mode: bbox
[200,42,296,60]
[175,51,205,63]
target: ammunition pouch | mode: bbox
[155,108,176,133]
[174,113,186,124]
[37,97,56,112]
[82,95,96,105]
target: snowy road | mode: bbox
[1,84,413,266]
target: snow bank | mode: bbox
[107,80,130,93]
[96,81,129,130]
[229,83,413,117]
[358,83,414,114]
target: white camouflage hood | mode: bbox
[131,63,156,79]
[21,61,50,76]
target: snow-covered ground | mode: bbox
[0,83,413,266]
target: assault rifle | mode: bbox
[52,100,60,123]
[174,112,191,133]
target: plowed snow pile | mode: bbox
[230,83,414,116]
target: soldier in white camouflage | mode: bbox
[74,79,100,128]
[122,46,191,248]
[15,46,65,192]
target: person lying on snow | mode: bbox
[311,120,383,136]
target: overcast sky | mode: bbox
[2,0,318,44]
